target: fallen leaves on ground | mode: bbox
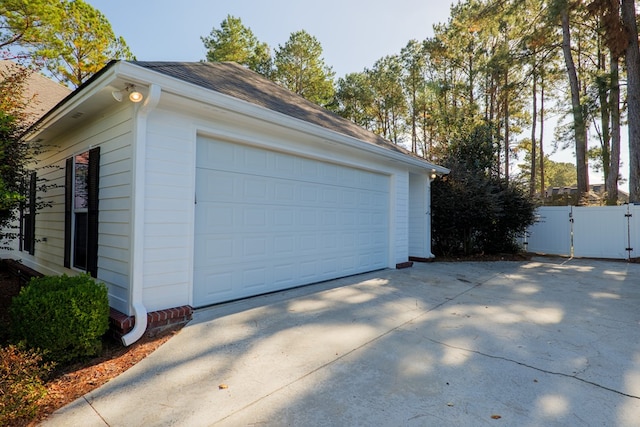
[29,326,182,425]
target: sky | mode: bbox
[86,0,456,78]
[85,0,627,190]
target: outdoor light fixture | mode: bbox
[112,84,143,103]
[128,89,143,102]
[430,170,437,179]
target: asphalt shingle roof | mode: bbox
[129,61,415,157]
[0,60,71,125]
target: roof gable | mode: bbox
[129,61,414,157]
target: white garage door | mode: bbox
[193,136,389,307]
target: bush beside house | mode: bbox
[431,123,537,256]
[9,274,110,363]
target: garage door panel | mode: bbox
[194,137,389,307]
[274,182,295,201]
[200,167,392,209]
[273,209,295,227]
[243,267,267,289]
[203,236,234,260]
[273,235,295,254]
[200,143,388,192]
[321,211,337,226]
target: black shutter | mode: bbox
[27,172,36,255]
[64,157,73,268]
[87,147,100,278]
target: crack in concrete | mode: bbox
[425,337,640,401]
[427,270,640,401]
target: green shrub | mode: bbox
[431,122,536,256]
[9,274,109,363]
[0,344,51,425]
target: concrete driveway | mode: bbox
[43,257,640,426]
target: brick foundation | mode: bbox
[109,305,193,340]
[395,261,414,269]
[408,256,436,263]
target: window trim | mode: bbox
[64,147,100,277]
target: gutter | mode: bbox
[121,83,161,346]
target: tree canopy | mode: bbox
[202,15,271,76]
[1,0,133,87]
[329,0,640,204]
[273,30,335,106]
[0,0,54,50]
[0,64,35,249]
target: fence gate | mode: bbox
[525,205,639,260]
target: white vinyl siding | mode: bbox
[140,110,194,312]
[14,106,134,314]
[409,173,430,258]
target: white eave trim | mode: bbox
[23,65,119,141]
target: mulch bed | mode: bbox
[0,267,183,426]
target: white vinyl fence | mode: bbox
[524,205,640,260]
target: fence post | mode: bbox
[626,204,633,261]
[569,206,574,258]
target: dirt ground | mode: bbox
[0,270,183,426]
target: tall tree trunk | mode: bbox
[622,0,640,202]
[504,71,510,183]
[606,55,621,205]
[561,7,589,203]
[530,70,537,198]
[597,38,611,189]
[411,84,417,154]
[540,72,545,198]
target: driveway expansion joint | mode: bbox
[84,396,109,426]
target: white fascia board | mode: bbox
[114,62,450,175]
[23,66,120,141]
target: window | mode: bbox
[65,147,100,277]
[73,151,89,269]
[20,172,36,255]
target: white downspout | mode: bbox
[122,84,161,346]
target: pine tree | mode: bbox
[273,30,335,106]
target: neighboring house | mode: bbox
[0,60,71,124]
[0,61,70,260]
[2,60,448,345]
[545,184,630,205]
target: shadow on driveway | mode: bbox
[44,257,640,426]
